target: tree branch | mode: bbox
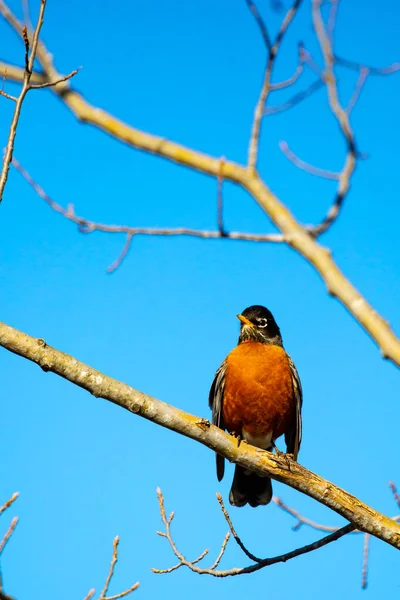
[0,0,47,203]
[0,1,399,366]
[84,535,139,600]
[11,155,285,273]
[0,493,19,594]
[153,488,355,577]
[0,319,399,549]
[247,0,303,170]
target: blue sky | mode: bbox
[1,0,400,598]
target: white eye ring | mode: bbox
[257,318,268,328]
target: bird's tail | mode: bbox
[229,465,273,508]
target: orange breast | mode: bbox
[223,342,295,444]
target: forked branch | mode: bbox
[0,1,398,364]
[83,536,139,600]
[153,489,354,577]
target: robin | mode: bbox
[209,305,302,508]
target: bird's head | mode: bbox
[237,305,283,346]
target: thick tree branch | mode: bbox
[0,319,399,550]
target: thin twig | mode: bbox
[0,493,19,517]
[209,533,231,570]
[0,0,47,203]
[270,43,305,90]
[279,141,340,180]
[152,488,229,575]
[347,67,369,114]
[265,79,324,116]
[107,235,133,274]
[217,156,226,235]
[12,156,285,272]
[105,585,140,600]
[30,68,79,89]
[0,61,47,86]
[99,536,120,599]
[273,495,400,533]
[389,482,400,508]
[273,496,339,532]
[247,0,304,170]
[0,493,19,593]
[308,0,356,236]
[244,0,272,51]
[22,0,33,29]
[361,533,370,589]
[0,90,17,101]
[335,55,400,76]
[85,536,139,600]
[327,0,339,43]
[216,493,262,562]
[153,488,355,577]
[0,517,18,554]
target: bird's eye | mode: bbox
[257,318,268,328]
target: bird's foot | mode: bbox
[272,443,292,471]
[229,432,247,448]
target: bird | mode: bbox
[208,305,302,508]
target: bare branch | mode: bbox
[216,493,262,562]
[0,493,19,593]
[273,494,400,534]
[1,4,400,365]
[217,157,226,236]
[244,0,272,51]
[270,43,305,90]
[248,0,303,170]
[265,79,324,116]
[12,156,285,273]
[0,320,399,548]
[327,0,339,42]
[84,536,139,600]
[361,533,370,589]
[279,141,340,180]
[29,67,79,89]
[310,0,356,236]
[0,518,18,555]
[346,67,369,114]
[0,0,47,203]
[99,537,120,600]
[153,489,355,577]
[107,235,134,274]
[0,89,17,101]
[0,61,47,86]
[389,482,400,508]
[273,496,339,532]
[0,493,19,517]
[335,55,400,76]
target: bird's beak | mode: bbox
[237,314,254,327]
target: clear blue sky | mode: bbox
[1,0,400,598]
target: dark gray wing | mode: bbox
[285,355,303,461]
[208,359,227,481]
